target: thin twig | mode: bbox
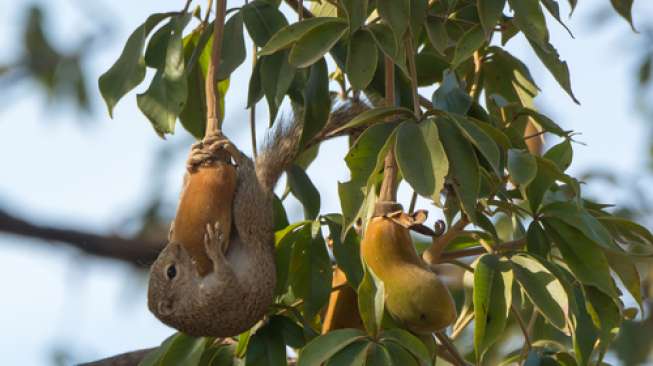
[518,311,538,365]
[511,305,532,350]
[422,216,470,264]
[405,32,421,119]
[451,312,474,340]
[435,331,470,366]
[250,42,258,158]
[202,0,214,23]
[408,191,418,214]
[205,0,228,135]
[469,51,483,102]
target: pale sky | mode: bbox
[0,1,651,364]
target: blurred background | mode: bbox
[2,0,653,365]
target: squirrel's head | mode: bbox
[147,241,199,323]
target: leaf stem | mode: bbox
[205,0,227,136]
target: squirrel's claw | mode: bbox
[204,222,229,268]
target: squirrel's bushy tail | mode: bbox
[255,115,303,192]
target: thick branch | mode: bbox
[0,208,162,266]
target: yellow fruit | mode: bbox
[360,214,457,333]
[172,161,237,276]
[321,268,364,333]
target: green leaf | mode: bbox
[438,117,480,223]
[383,341,419,366]
[357,266,385,336]
[450,115,501,175]
[300,58,330,145]
[273,315,306,349]
[341,0,368,31]
[511,253,568,331]
[139,333,209,366]
[525,157,570,213]
[99,12,172,117]
[242,0,288,47]
[507,148,537,186]
[424,17,449,56]
[365,343,393,365]
[259,17,345,56]
[328,106,413,136]
[419,119,449,201]
[261,51,295,122]
[378,0,410,39]
[526,221,551,258]
[544,218,618,298]
[543,140,573,172]
[324,215,363,287]
[541,0,574,37]
[369,22,399,60]
[598,216,653,252]
[136,13,192,137]
[521,108,568,136]
[144,22,174,69]
[473,254,514,362]
[432,71,472,114]
[245,321,287,366]
[452,24,486,67]
[287,165,321,219]
[396,121,436,198]
[380,328,431,364]
[606,253,643,308]
[610,0,636,31]
[274,222,306,296]
[297,329,367,366]
[247,60,264,108]
[528,39,579,104]
[289,21,348,68]
[216,12,246,80]
[199,344,236,366]
[346,29,378,90]
[585,286,622,348]
[508,0,550,51]
[289,225,332,318]
[478,0,506,35]
[408,0,428,36]
[541,201,619,252]
[325,341,370,366]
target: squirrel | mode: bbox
[147,99,370,337]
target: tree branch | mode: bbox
[0,208,162,266]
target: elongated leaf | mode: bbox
[528,39,579,104]
[289,225,332,318]
[216,12,246,80]
[358,266,385,336]
[297,329,367,366]
[452,24,486,67]
[329,106,413,136]
[610,0,636,31]
[341,0,368,31]
[450,115,501,175]
[136,13,191,137]
[526,221,550,258]
[260,17,345,56]
[380,328,431,364]
[432,71,472,114]
[241,0,288,47]
[508,0,550,50]
[99,13,172,117]
[383,341,419,366]
[478,0,506,35]
[521,108,568,136]
[543,140,573,171]
[419,119,449,201]
[245,321,287,366]
[287,165,321,219]
[324,216,364,287]
[473,254,513,362]
[542,201,620,252]
[511,253,568,331]
[139,333,208,366]
[289,21,348,68]
[544,218,618,298]
[346,29,378,90]
[438,117,480,223]
[301,58,330,144]
[607,253,643,307]
[378,0,410,39]
[326,341,370,366]
[541,0,574,37]
[396,121,435,197]
[424,17,449,56]
[260,51,295,123]
[508,148,537,186]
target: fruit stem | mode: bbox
[378,55,398,203]
[205,0,227,136]
[422,216,470,264]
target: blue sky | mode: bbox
[0,1,651,364]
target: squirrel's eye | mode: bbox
[166,264,177,280]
